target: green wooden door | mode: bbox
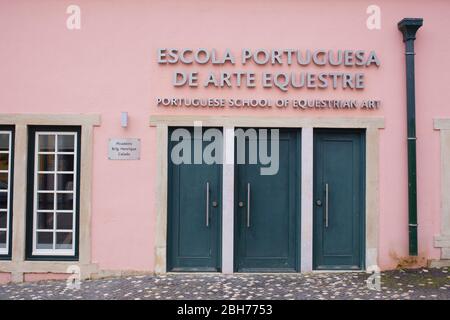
[313,130,365,270]
[167,127,222,272]
[235,129,301,272]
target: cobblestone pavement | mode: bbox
[0,267,448,300]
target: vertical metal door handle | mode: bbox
[206,181,210,227]
[247,182,251,228]
[325,183,329,228]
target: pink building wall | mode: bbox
[0,273,11,284]
[23,273,69,283]
[0,0,449,273]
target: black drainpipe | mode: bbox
[398,18,423,256]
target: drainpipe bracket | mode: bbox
[398,18,423,42]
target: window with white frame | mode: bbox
[0,128,13,257]
[28,128,80,258]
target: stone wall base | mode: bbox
[434,235,450,264]
[428,259,450,268]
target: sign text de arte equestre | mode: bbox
[156,48,381,110]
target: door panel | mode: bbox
[235,129,300,272]
[313,130,365,270]
[167,127,222,272]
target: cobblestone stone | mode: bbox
[0,267,448,300]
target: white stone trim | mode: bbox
[366,127,380,268]
[151,115,384,273]
[150,115,384,129]
[154,124,168,273]
[0,114,100,282]
[300,128,313,272]
[222,127,234,273]
[433,119,450,261]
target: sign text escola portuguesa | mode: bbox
[156,48,381,110]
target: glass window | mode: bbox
[0,129,13,256]
[31,130,79,257]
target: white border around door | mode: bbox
[151,116,384,273]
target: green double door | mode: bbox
[313,130,365,270]
[167,127,364,272]
[234,129,301,272]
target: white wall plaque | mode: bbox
[108,138,141,160]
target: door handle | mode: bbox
[206,181,210,227]
[247,182,251,228]
[325,183,329,228]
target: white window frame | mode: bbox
[32,131,78,257]
[0,130,12,255]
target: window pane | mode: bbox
[0,231,6,248]
[0,211,6,229]
[56,232,72,249]
[56,193,73,210]
[37,193,54,210]
[56,212,73,230]
[0,173,8,190]
[32,130,79,256]
[36,232,53,249]
[38,135,55,152]
[37,212,53,230]
[38,154,55,171]
[57,174,74,191]
[57,135,74,152]
[38,174,54,191]
[57,154,74,171]
[0,134,9,152]
[0,153,9,170]
[0,192,6,209]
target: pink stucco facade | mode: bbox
[1,0,450,281]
